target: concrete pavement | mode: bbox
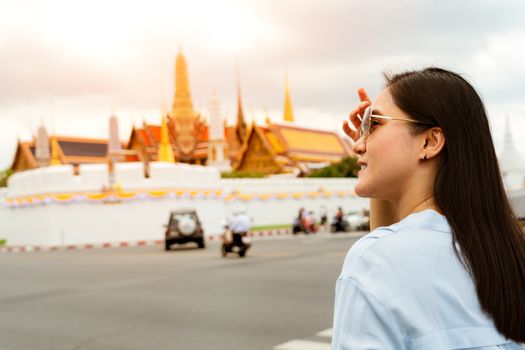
[0,231,364,350]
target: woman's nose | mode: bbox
[352,136,366,155]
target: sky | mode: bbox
[1,0,524,170]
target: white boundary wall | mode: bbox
[222,178,368,226]
[1,163,368,247]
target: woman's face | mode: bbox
[352,88,422,200]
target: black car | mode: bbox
[164,209,206,250]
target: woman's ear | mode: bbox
[420,127,445,161]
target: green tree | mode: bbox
[221,170,267,178]
[0,168,13,187]
[307,157,359,178]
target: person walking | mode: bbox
[319,205,328,232]
[332,67,525,349]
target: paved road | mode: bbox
[0,232,364,350]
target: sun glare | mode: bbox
[204,4,270,52]
[37,0,271,59]
[41,1,131,61]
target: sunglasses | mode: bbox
[357,107,431,140]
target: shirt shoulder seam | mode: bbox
[346,277,409,344]
[345,224,407,273]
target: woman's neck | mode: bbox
[398,193,440,220]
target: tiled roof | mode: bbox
[270,123,347,156]
[58,140,107,157]
[11,136,112,171]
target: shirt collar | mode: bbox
[403,209,450,233]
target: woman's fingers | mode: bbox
[348,101,370,134]
[343,87,372,142]
[342,120,358,140]
[358,87,371,103]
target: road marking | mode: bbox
[316,328,333,338]
[274,339,331,350]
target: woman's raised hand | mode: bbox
[342,88,371,143]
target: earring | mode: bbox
[423,155,428,161]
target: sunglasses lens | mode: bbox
[360,107,371,139]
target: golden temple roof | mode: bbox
[234,120,353,174]
[267,123,349,158]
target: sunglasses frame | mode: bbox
[357,106,431,140]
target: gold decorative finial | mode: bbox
[50,135,61,165]
[157,114,175,163]
[49,100,61,165]
[264,107,271,125]
[283,69,294,122]
[235,56,247,142]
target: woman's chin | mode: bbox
[354,182,372,198]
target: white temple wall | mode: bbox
[224,196,368,227]
[4,197,225,246]
[6,162,222,197]
[221,178,368,226]
[1,166,368,247]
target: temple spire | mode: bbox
[283,70,294,122]
[172,48,196,154]
[172,48,193,112]
[499,115,525,174]
[235,58,247,142]
[108,112,121,162]
[35,120,50,167]
[50,136,61,166]
[209,90,223,141]
[49,108,60,166]
[157,114,175,163]
[503,115,516,153]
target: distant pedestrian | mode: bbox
[319,205,328,231]
[333,67,525,349]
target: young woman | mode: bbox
[332,67,525,349]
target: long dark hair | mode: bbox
[386,67,525,342]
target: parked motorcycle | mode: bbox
[292,210,318,234]
[330,215,350,233]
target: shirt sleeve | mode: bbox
[332,277,405,350]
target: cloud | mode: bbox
[0,35,123,104]
[1,0,525,169]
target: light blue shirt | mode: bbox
[332,209,525,350]
[228,213,251,233]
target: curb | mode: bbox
[0,239,163,254]
[0,228,293,254]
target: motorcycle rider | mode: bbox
[223,206,251,256]
[332,206,347,232]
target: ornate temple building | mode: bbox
[231,73,353,175]
[233,121,353,175]
[10,114,133,174]
[11,135,113,173]
[10,51,353,176]
[126,119,209,165]
[126,50,209,166]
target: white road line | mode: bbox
[316,328,333,338]
[274,339,331,350]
